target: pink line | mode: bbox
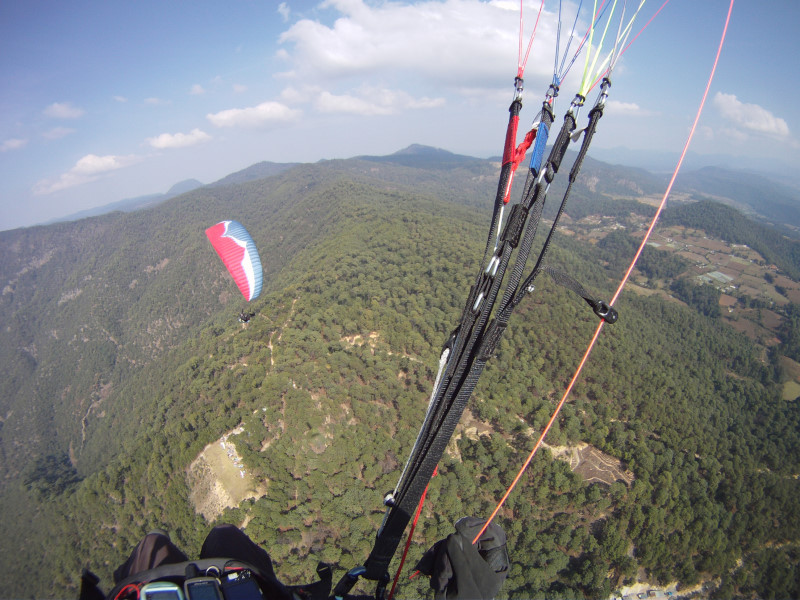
[473,0,735,546]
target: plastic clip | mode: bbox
[593,300,618,324]
[334,566,366,600]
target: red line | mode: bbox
[519,0,546,78]
[518,0,524,75]
[610,0,733,306]
[473,0,735,546]
[389,466,438,600]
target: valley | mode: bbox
[0,150,798,598]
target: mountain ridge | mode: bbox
[32,144,800,235]
[46,178,206,225]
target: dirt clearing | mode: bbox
[186,432,267,521]
[546,442,634,486]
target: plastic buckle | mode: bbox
[593,300,618,324]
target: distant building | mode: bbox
[698,271,735,287]
[708,271,734,284]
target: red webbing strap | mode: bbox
[501,114,521,166]
[503,127,537,204]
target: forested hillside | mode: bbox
[675,166,800,233]
[1,151,799,599]
[659,200,800,279]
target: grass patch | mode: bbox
[782,380,800,401]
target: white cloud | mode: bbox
[146,128,212,149]
[42,127,76,140]
[233,84,248,93]
[33,153,140,195]
[277,0,555,88]
[1,138,28,152]
[114,95,128,103]
[271,0,561,126]
[719,126,748,144]
[316,87,445,115]
[206,101,300,128]
[713,92,790,139]
[72,154,138,175]
[316,91,384,115]
[279,86,305,104]
[606,100,652,117]
[43,102,84,119]
[190,84,206,95]
[278,2,290,22]
[698,125,714,141]
[145,97,168,105]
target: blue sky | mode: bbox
[1,0,797,231]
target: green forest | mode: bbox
[1,154,799,599]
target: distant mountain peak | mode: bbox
[166,179,203,196]
[209,161,298,187]
[357,144,480,170]
[45,179,205,225]
[392,144,455,156]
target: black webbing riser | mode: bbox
[482,97,524,269]
[392,280,484,501]
[392,239,514,506]
[524,102,604,298]
[365,236,517,581]
[354,87,608,594]
[489,110,575,325]
[366,110,578,575]
[394,222,520,496]
[362,361,485,580]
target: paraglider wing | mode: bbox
[205,220,263,301]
